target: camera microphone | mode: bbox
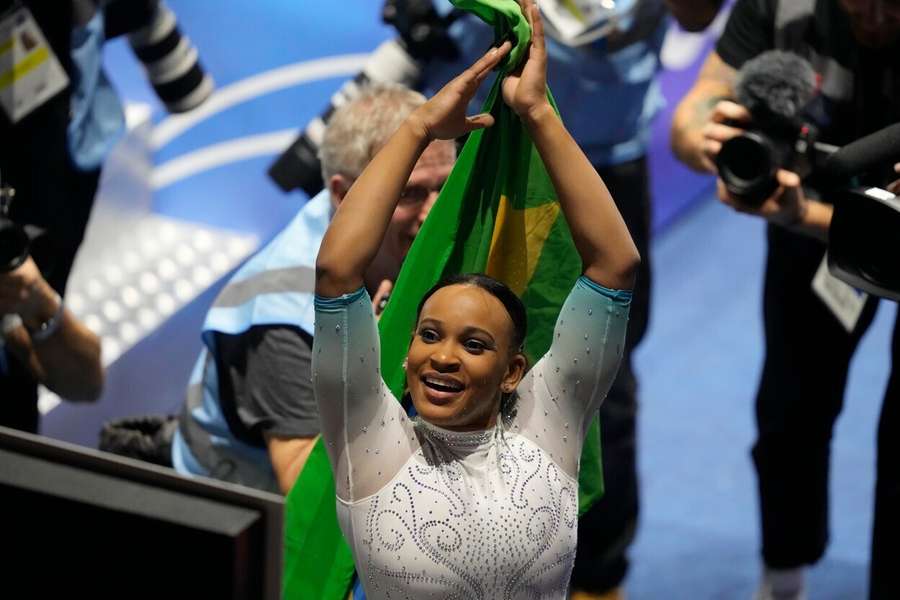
[734,50,817,133]
[822,122,900,185]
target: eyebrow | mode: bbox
[418,318,497,344]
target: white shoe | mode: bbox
[752,567,807,600]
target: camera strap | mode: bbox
[0,1,68,124]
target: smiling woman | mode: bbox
[311,1,639,598]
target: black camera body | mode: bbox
[716,122,838,206]
[716,50,826,206]
[829,186,900,301]
[0,184,30,274]
[0,217,30,274]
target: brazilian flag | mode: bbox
[283,1,603,597]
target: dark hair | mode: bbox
[416,273,527,352]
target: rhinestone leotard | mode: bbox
[312,277,630,599]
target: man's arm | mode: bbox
[266,435,318,495]
[217,325,322,496]
[664,0,724,32]
[1,258,103,402]
[670,51,744,173]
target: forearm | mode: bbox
[671,91,721,172]
[670,53,736,173]
[787,199,832,242]
[316,120,430,297]
[664,0,723,32]
[523,105,639,289]
[31,311,104,402]
[6,303,104,403]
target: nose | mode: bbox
[429,343,460,372]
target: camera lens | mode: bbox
[128,1,213,113]
[717,131,780,206]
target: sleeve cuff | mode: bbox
[314,286,368,311]
[577,275,633,306]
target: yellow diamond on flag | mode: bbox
[486,195,560,296]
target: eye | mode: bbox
[463,338,487,354]
[419,328,439,343]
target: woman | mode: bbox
[313,1,640,597]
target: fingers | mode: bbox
[711,100,752,125]
[467,41,512,85]
[525,0,544,53]
[776,169,801,188]
[701,120,745,166]
[465,113,495,131]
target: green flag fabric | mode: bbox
[283,2,604,598]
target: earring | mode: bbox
[402,358,408,370]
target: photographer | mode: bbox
[0,0,119,431]
[671,1,900,598]
[1,256,103,427]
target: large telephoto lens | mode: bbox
[716,131,781,206]
[128,1,213,113]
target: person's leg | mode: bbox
[869,315,900,600]
[571,157,650,596]
[753,225,878,594]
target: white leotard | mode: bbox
[312,276,629,599]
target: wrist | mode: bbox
[19,280,60,331]
[403,113,436,146]
[777,197,810,228]
[521,103,555,130]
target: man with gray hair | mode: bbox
[170,84,455,494]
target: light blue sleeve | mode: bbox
[312,288,418,502]
[510,276,631,478]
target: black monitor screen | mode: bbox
[0,426,283,599]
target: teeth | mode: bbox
[424,376,463,391]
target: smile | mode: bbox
[421,374,465,402]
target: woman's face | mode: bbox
[406,284,526,431]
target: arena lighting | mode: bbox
[37,216,256,415]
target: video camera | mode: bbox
[712,51,900,300]
[715,51,840,206]
[820,123,900,301]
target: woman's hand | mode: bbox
[408,41,512,142]
[501,0,550,122]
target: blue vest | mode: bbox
[422,0,668,166]
[172,190,332,491]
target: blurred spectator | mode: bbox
[0,0,123,430]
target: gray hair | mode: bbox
[319,83,427,183]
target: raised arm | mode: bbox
[502,0,639,291]
[315,42,512,299]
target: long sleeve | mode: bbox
[312,288,418,501]
[511,276,631,479]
